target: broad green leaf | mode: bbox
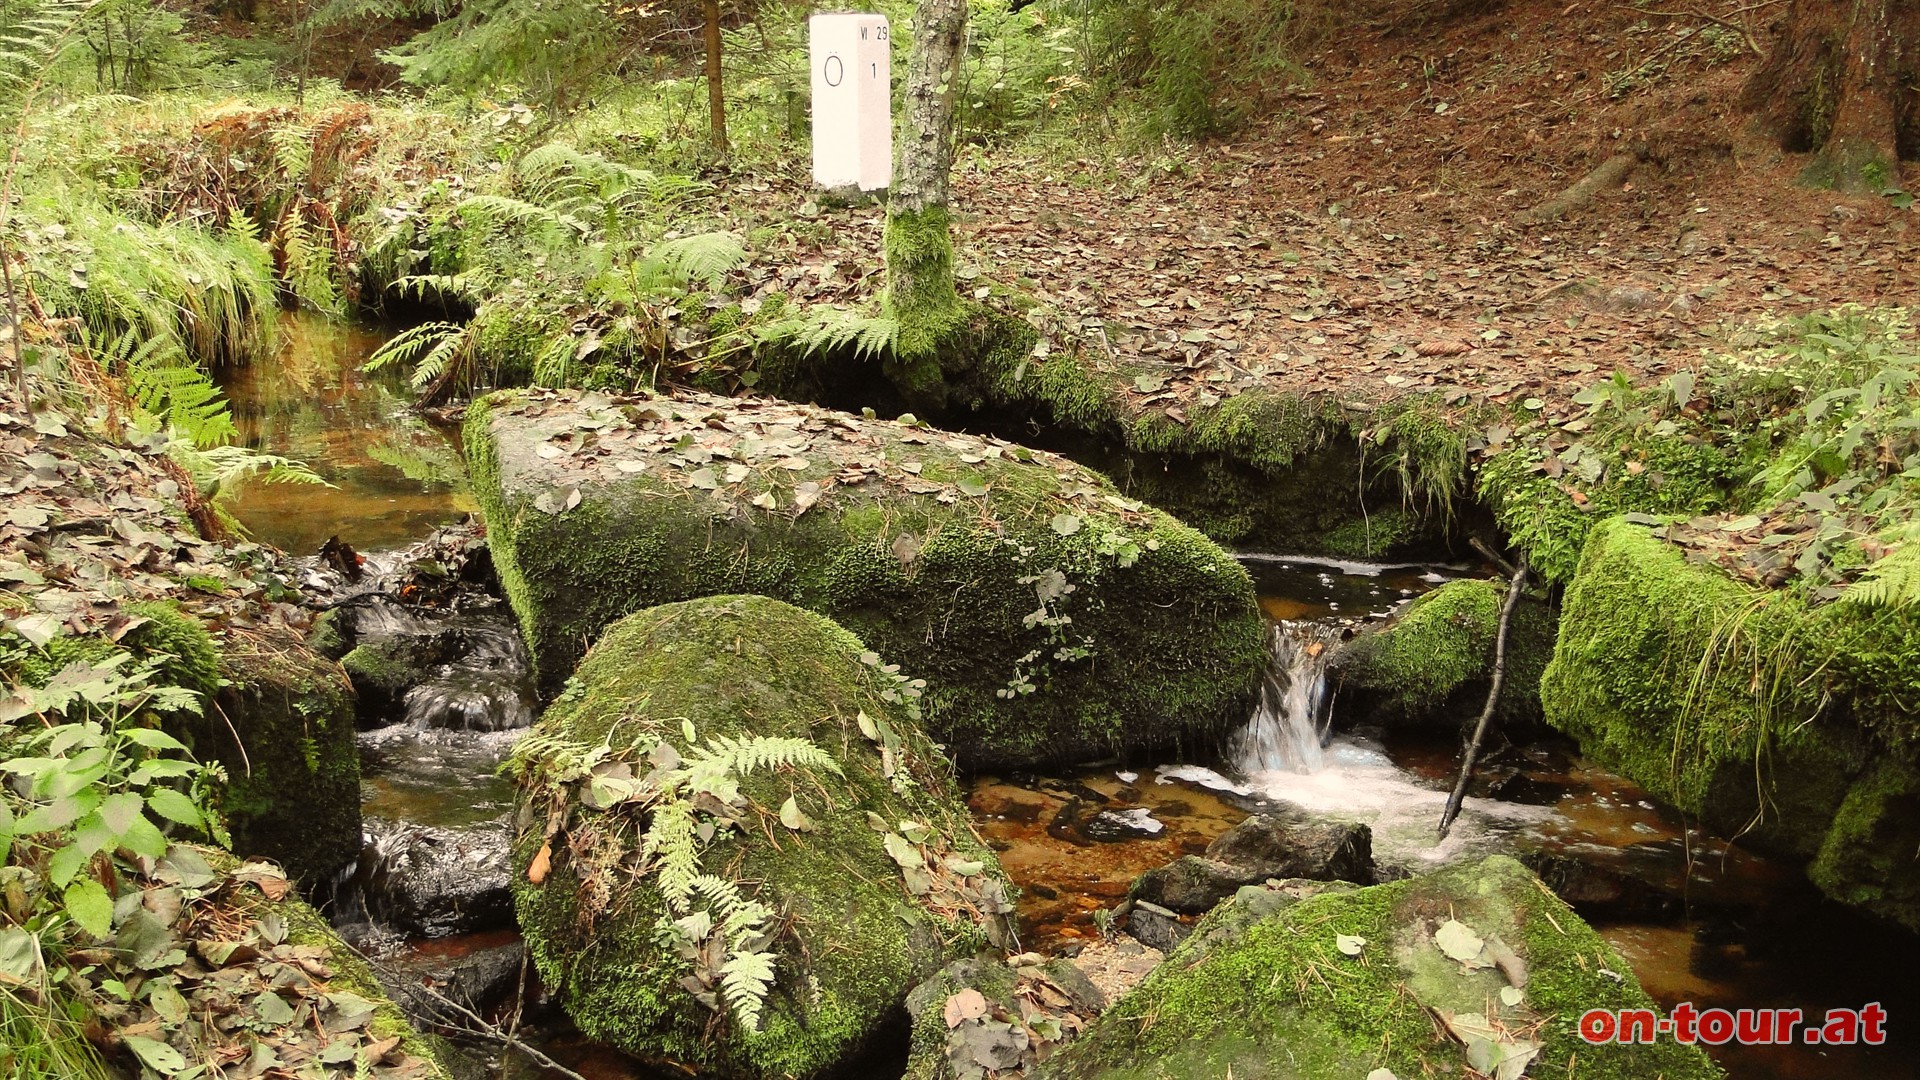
[64,878,114,939]
[119,813,170,860]
[120,728,190,753]
[122,1035,186,1075]
[956,476,989,497]
[99,791,146,837]
[1050,513,1083,536]
[882,831,922,870]
[146,789,203,830]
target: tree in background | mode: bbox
[703,0,726,153]
[885,0,967,394]
[1741,0,1918,193]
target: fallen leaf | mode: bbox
[944,987,989,1028]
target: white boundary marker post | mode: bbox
[810,13,892,192]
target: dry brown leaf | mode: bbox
[527,841,552,884]
[944,987,989,1028]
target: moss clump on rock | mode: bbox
[511,595,1013,1080]
[1034,856,1722,1080]
[467,389,1266,768]
[1809,762,1920,932]
[203,632,362,882]
[1328,578,1555,731]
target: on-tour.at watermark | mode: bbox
[1579,1002,1888,1046]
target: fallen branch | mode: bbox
[1437,555,1530,841]
[1521,150,1647,223]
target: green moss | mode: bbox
[1331,578,1553,730]
[1809,762,1920,931]
[1477,430,1745,585]
[1036,856,1720,1080]
[467,391,1267,768]
[513,596,1006,1079]
[1540,516,1860,853]
[885,205,966,366]
[1318,508,1421,560]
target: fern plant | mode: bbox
[753,308,900,363]
[512,723,842,1034]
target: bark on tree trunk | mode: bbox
[704,0,728,155]
[1741,0,1918,193]
[885,0,968,370]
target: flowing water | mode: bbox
[230,325,1917,1079]
[218,313,475,553]
[971,554,1919,1080]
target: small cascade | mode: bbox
[1230,621,1340,774]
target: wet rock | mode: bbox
[1037,856,1723,1080]
[1128,815,1373,915]
[376,938,526,1029]
[1083,807,1164,840]
[1205,814,1373,882]
[1130,856,1266,915]
[344,819,515,938]
[1122,901,1191,954]
[467,389,1267,769]
[513,596,1014,1079]
[904,954,1105,1080]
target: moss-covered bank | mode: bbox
[466,389,1266,768]
[1035,855,1721,1080]
[1328,577,1556,731]
[511,595,1011,1079]
[1543,515,1920,928]
[3,609,361,883]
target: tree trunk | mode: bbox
[885,0,968,370]
[703,0,728,155]
[1741,0,1918,193]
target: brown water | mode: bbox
[966,560,1920,1080]
[218,314,474,554]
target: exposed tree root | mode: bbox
[1521,149,1648,223]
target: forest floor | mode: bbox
[714,0,1915,425]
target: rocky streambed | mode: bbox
[189,341,1920,1080]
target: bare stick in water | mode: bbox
[1437,555,1530,841]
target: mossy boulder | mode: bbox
[1543,514,1920,928]
[1328,578,1555,732]
[466,389,1267,768]
[1034,855,1723,1080]
[510,595,1014,1079]
[2,612,360,884]
[204,631,362,883]
[1540,516,1866,856]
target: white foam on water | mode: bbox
[1244,736,1552,868]
[1154,764,1253,796]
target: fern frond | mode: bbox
[649,232,745,291]
[1842,528,1920,610]
[688,734,843,778]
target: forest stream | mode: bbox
[224,319,1919,1080]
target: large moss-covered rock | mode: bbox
[1328,577,1555,731]
[1540,516,1865,855]
[467,389,1266,768]
[205,631,362,882]
[510,595,1014,1079]
[1035,856,1722,1080]
[1543,514,1920,928]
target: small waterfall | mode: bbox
[1231,621,1339,774]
